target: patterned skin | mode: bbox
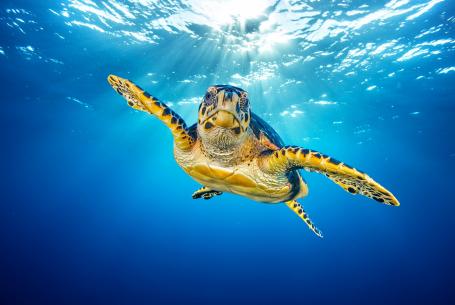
[108,75,400,238]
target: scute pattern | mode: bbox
[250,113,284,148]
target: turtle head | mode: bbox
[197,85,251,150]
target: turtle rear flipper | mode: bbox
[285,200,323,238]
[192,186,223,200]
[108,75,195,151]
[260,146,400,206]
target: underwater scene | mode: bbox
[1,0,455,304]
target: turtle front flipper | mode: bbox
[107,75,195,151]
[285,200,323,238]
[192,186,223,200]
[260,146,400,206]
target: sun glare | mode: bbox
[189,0,271,25]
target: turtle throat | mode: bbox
[198,123,248,164]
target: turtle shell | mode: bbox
[249,112,306,198]
[249,112,284,149]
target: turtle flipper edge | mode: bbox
[285,200,323,238]
[260,146,400,206]
[108,75,195,151]
[192,186,223,200]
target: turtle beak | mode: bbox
[211,110,240,128]
[209,90,242,129]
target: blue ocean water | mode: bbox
[1,0,454,304]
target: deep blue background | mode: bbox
[1,1,454,304]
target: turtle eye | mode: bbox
[208,86,217,94]
[204,92,216,106]
[239,92,249,112]
[204,87,217,105]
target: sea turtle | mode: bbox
[107,75,399,237]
